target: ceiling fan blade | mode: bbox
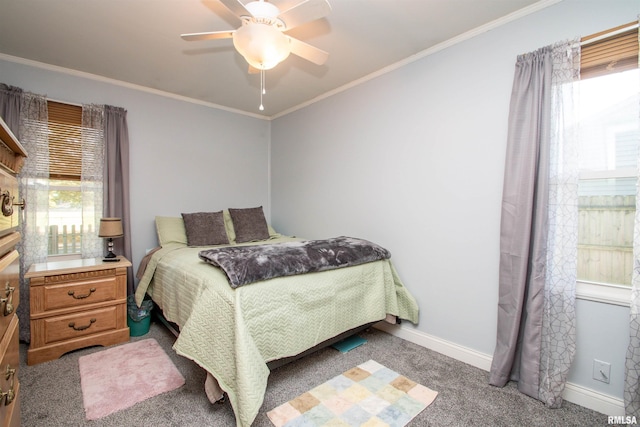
[218,0,252,18]
[181,31,235,41]
[277,0,331,30]
[288,36,329,65]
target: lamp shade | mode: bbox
[98,218,124,238]
[233,23,291,70]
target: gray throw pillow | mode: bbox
[181,211,229,246]
[228,206,270,243]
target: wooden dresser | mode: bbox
[26,257,131,365]
[0,116,27,427]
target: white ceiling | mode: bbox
[0,0,546,118]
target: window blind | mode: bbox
[581,21,639,79]
[47,101,82,180]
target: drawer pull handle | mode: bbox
[0,365,15,406]
[0,386,15,406]
[1,283,14,316]
[5,366,15,381]
[68,288,96,300]
[0,190,24,217]
[69,318,96,331]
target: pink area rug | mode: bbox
[78,338,185,420]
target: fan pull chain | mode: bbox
[259,69,265,111]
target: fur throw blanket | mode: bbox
[199,236,391,288]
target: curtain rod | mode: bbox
[580,22,638,47]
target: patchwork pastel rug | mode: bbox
[78,338,185,420]
[267,360,438,427]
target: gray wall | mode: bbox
[270,0,640,402]
[0,57,271,271]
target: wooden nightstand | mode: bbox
[26,256,131,365]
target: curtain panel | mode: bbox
[624,17,640,417]
[0,84,22,135]
[16,92,50,343]
[103,105,133,294]
[80,104,105,259]
[489,40,579,408]
[627,131,640,415]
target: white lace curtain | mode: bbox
[80,104,105,259]
[624,24,640,415]
[16,92,50,342]
[489,39,579,407]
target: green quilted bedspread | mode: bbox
[135,236,419,426]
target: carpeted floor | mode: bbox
[19,320,609,426]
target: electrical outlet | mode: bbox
[593,359,611,384]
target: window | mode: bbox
[46,101,102,257]
[576,21,639,304]
[577,69,639,286]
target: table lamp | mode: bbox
[98,217,123,262]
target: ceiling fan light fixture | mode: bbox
[233,23,291,70]
[182,0,332,111]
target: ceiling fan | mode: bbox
[181,0,332,72]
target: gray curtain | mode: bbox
[103,105,133,294]
[0,84,22,135]
[489,40,579,407]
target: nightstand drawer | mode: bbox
[41,305,120,345]
[40,276,117,312]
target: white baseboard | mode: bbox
[374,321,493,370]
[374,321,624,416]
[563,382,625,416]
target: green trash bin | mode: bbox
[127,295,153,337]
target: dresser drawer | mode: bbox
[40,276,117,312]
[0,315,19,424]
[0,169,19,239]
[0,251,18,336]
[42,305,120,345]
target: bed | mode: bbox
[134,208,419,427]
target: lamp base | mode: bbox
[103,250,120,262]
[103,238,120,262]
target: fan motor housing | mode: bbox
[242,1,285,29]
